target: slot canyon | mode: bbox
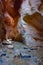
[0,0,43,46]
[0,0,43,65]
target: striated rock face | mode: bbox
[18,12,43,47]
[24,13,43,31]
[4,12,23,42]
[18,0,43,47]
[0,0,43,45]
[24,13,43,46]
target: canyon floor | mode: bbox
[0,41,43,65]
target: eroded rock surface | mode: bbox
[18,0,43,47]
[0,0,43,44]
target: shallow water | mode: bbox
[0,41,43,65]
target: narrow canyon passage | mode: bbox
[0,0,43,65]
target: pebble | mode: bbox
[1,53,6,56]
[32,56,38,63]
[7,39,12,41]
[14,49,20,56]
[7,39,12,44]
[7,45,14,49]
[0,50,6,57]
[20,53,31,58]
[30,48,37,50]
[2,42,8,45]
[2,39,12,45]
[27,49,31,52]
[0,59,3,63]
[0,40,43,64]
[24,47,31,52]
[24,47,28,49]
[2,42,12,45]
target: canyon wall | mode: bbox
[0,0,43,46]
[18,0,43,47]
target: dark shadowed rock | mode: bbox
[0,13,6,42]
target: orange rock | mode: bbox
[23,12,43,32]
[23,12,43,42]
[4,12,22,42]
[1,0,23,42]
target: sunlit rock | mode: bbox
[7,45,14,49]
[0,0,43,44]
[24,13,43,31]
[3,12,23,42]
[20,0,41,15]
[18,0,43,47]
[18,12,43,47]
[2,39,12,45]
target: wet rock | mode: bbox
[14,49,20,56]
[27,49,31,52]
[7,45,14,49]
[32,56,38,63]
[24,47,31,52]
[2,42,8,45]
[0,41,43,65]
[1,52,6,56]
[0,59,3,63]
[7,39,12,43]
[2,39,12,45]
[20,53,31,58]
[30,48,37,50]
[0,52,6,57]
[24,47,28,49]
